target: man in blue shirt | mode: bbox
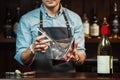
[14,0,86,72]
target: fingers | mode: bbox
[69,41,81,64]
[32,33,51,52]
[35,32,51,42]
[62,41,79,62]
[34,43,49,51]
[63,52,73,62]
[72,41,78,56]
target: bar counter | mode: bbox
[0,72,120,80]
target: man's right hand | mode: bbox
[32,32,52,53]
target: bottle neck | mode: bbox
[101,34,108,39]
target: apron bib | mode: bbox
[30,10,75,72]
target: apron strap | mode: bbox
[39,10,72,38]
[38,11,43,35]
[40,11,43,28]
[62,11,72,38]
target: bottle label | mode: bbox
[97,55,113,74]
[101,25,108,34]
[13,22,19,34]
[90,23,99,36]
[83,22,90,34]
[4,24,12,36]
[112,19,119,33]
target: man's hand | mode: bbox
[62,41,86,65]
[32,32,51,53]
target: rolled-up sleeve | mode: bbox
[75,22,86,54]
[14,16,32,65]
[71,14,86,55]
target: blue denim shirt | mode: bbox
[14,4,86,65]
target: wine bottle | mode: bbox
[110,1,119,39]
[4,9,13,39]
[13,6,21,35]
[82,13,90,38]
[97,25,113,75]
[90,8,100,38]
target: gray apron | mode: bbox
[30,11,75,72]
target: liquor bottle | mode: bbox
[110,1,119,38]
[4,9,13,39]
[90,8,100,38]
[13,6,21,35]
[97,24,113,75]
[82,13,90,38]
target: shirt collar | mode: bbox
[40,3,64,18]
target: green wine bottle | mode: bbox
[97,24,113,76]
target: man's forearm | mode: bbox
[78,53,86,64]
[20,47,35,65]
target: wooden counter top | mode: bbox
[0,72,120,80]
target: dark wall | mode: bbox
[1,0,120,32]
[0,0,35,32]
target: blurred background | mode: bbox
[0,0,120,73]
